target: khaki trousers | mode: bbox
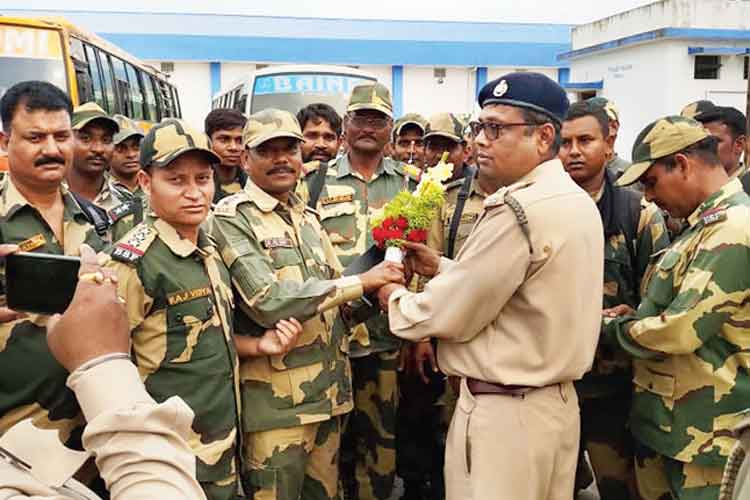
[445,378,580,500]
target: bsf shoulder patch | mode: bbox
[17,233,46,252]
[110,224,157,263]
[701,208,727,226]
[167,286,211,306]
[320,194,354,205]
[262,237,294,249]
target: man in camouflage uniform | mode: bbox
[104,119,243,500]
[560,101,671,499]
[206,108,248,203]
[209,108,405,500]
[302,83,416,500]
[296,103,342,204]
[587,97,632,179]
[109,114,145,202]
[396,112,490,500]
[66,102,127,211]
[0,82,104,439]
[604,116,750,499]
[391,113,426,168]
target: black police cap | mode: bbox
[478,72,570,125]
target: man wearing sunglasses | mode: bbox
[377,72,604,500]
[302,82,417,500]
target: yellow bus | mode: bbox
[0,16,181,167]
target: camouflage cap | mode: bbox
[71,102,119,132]
[242,109,303,149]
[392,113,427,141]
[586,97,620,122]
[617,116,709,186]
[680,100,720,122]
[423,112,465,143]
[347,82,393,118]
[112,114,144,145]
[139,118,220,168]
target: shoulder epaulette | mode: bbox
[108,201,136,224]
[484,181,533,209]
[213,191,251,217]
[701,207,728,226]
[109,223,158,264]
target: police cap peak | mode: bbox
[478,72,570,124]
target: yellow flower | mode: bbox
[403,164,422,178]
[426,161,454,183]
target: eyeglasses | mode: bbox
[469,121,533,141]
[347,114,391,130]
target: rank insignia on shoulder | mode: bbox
[108,202,134,223]
[701,208,727,226]
[17,233,46,252]
[320,194,354,205]
[262,237,294,249]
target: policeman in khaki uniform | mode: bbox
[603,116,750,499]
[302,83,416,500]
[105,119,243,500]
[209,109,405,500]
[560,100,671,499]
[0,82,106,440]
[377,72,604,500]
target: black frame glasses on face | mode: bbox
[469,121,533,141]
[347,113,392,130]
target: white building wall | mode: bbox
[573,0,750,50]
[164,62,211,131]
[402,66,474,117]
[360,65,392,92]
[220,62,256,94]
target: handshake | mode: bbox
[357,241,443,312]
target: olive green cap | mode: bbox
[71,102,119,132]
[392,113,427,141]
[680,100,720,122]
[617,116,709,186]
[242,109,303,149]
[586,97,620,122]
[347,82,393,118]
[423,112,465,143]
[139,118,220,168]
[112,114,144,145]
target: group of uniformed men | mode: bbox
[1,68,750,500]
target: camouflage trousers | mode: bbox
[202,474,241,500]
[396,360,445,498]
[579,392,639,499]
[242,417,342,500]
[634,442,723,499]
[340,350,399,500]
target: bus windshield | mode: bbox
[0,25,66,103]
[251,72,377,116]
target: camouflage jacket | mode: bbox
[109,177,143,204]
[577,173,670,398]
[213,166,247,204]
[0,179,104,439]
[91,172,129,211]
[209,180,362,432]
[427,166,487,259]
[104,216,242,483]
[604,179,750,466]
[303,154,416,357]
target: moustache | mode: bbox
[34,156,65,167]
[267,165,296,176]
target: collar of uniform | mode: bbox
[92,172,112,204]
[243,178,281,213]
[153,217,201,257]
[336,154,394,180]
[2,177,86,221]
[687,178,743,228]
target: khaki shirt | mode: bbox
[388,159,604,387]
[0,358,205,500]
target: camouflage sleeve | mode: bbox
[211,215,363,329]
[635,201,670,282]
[610,224,750,355]
[103,258,152,330]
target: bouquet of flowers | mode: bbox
[371,152,454,262]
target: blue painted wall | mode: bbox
[210,62,221,96]
[392,66,404,117]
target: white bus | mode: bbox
[211,65,378,117]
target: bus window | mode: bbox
[236,89,248,115]
[98,51,117,113]
[70,38,94,104]
[111,57,130,116]
[125,63,145,120]
[0,25,66,102]
[142,74,158,121]
[231,87,242,110]
[156,80,175,118]
[171,85,181,117]
[83,44,104,108]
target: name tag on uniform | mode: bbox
[168,287,211,306]
[17,234,46,252]
[320,194,353,206]
[262,237,294,249]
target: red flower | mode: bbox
[394,217,409,230]
[406,229,427,242]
